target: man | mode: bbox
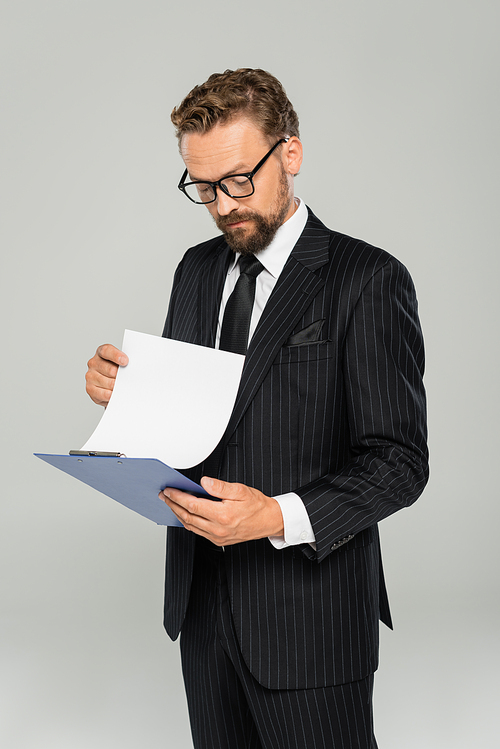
[86,68,428,748]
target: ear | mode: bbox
[283,136,303,176]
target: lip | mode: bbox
[227,221,247,229]
[225,219,249,229]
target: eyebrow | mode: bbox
[188,162,251,182]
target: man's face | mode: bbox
[180,118,301,255]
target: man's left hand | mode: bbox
[160,477,284,546]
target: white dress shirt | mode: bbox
[216,198,316,549]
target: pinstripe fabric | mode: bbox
[181,539,377,749]
[163,207,428,691]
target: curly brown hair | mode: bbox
[171,68,300,144]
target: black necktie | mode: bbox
[219,255,264,354]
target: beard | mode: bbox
[214,167,292,256]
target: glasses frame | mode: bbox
[178,138,289,204]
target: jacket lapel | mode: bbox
[198,239,233,347]
[221,208,331,445]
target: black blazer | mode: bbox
[162,208,428,690]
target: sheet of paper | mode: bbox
[81,330,245,469]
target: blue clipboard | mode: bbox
[34,453,210,526]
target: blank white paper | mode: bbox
[81,330,245,469]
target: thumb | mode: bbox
[201,476,237,499]
[200,476,226,497]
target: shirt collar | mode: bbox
[227,198,308,279]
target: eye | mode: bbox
[222,176,252,195]
[196,183,213,196]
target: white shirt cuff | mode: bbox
[269,492,316,549]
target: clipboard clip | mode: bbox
[69,450,126,457]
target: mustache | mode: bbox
[216,211,259,230]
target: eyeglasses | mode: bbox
[178,138,289,204]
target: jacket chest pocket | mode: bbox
[273,339,335,366]
[271,340,339,426]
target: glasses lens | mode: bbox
[220,176,253,198]
[184,182,216,203]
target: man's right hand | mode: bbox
[85,344,129,406]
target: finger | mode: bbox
[87,356,119,380]
[161,487,226,523]
[87,388,113,407]
[201,477,247,500]
[96,344,129,367]
[86,344,127,395]
[85,382,114,405]
[160,489,221,534]
[85,369,117,390]
[161,487,207,517]
[85,369,116,402]
[159,492,187,526]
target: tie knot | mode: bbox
[239,254,264,278]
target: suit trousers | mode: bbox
[180,538,378,749]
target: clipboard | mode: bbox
[34,452,210,526]
[34,331,244,527]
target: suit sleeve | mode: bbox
[162,259,185,339]
[298,258,429,563]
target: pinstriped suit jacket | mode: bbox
[162,208,428,690]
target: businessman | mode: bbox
[86,68,428,749]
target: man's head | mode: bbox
[172,69,303,255]
[171,68,300,144]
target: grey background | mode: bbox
[1,1,498,746]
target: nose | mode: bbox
[216,189,240,216]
